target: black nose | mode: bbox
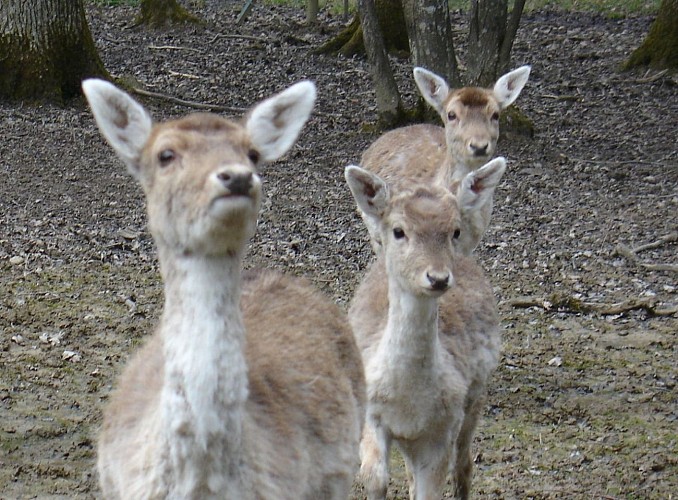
[470,143,488,156]
[218,171,253,196]
[427,272,450,291]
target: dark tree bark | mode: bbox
[467,0,525,86]
[314,0,408,57]
[624,0,678,71]
[0,0,108,102]
[402,0,459,86]
[137,0,199,28]
[358,0,405,126]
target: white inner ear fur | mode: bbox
[413,67,450,116]
[246,81,316,163]
[493,65,531,109]
[81,79,152,174]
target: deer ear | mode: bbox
[82,79,152,178]
[345,165,390,222]
[493,65,531,109]
[246,81,316,163]
[413,67,450,117]
[456,157,506,214]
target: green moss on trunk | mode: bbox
[314,0,409,57]
[0,4,108,103]
[623,0,678,71]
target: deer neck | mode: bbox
[380,275,442,368]
[158,249,248,494]
[435,149,474,186]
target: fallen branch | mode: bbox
[129,87,245,114]
[208,33,268,44]
[504,294,677,317]
[148,45,202,53]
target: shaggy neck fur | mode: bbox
[378,274,442,372]
[158,249,248,497]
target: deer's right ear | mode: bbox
[345,165,389,222]
[413,67,450,117]
[82,79,152,178]
[456,157,507,214]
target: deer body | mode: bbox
[360,66,530,254]
[84,80,365,500]
[345,165,502,499]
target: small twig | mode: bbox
[630,232,678,254]
[614,232,678,273]
[129,87,245,114]
[148,45,202,53]
[541,94,580,102]
[168,70,201,80]
[631,69,669,84]
[208,33,268,44]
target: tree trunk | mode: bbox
[314,0,408,57]
[401,0,459,86]
[623,0,678,71]
[358,0,405,127]
[307,0,319,24]
[467,0,507,86]
[0,0,107,102]
[137,0,199,27]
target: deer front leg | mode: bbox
[359,418,391,500]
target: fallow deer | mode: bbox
[83,79,365,500]
[360,66,530,254]
[345,160,503,500]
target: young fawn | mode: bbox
[83,79,365,499]
[345,160,503,500]
[360,66,530,254]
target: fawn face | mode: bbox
[383,186,461,296]
[139,115,263,256]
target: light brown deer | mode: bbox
[360,66,530,254]
[345,160,503,500]
[83,79,365,500]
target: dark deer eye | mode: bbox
[393,227,406,240]
[247,149,260,164]
[447,111,457,121]
[158,149,175,166]
[491,112,500,121]
[453,229,461,239]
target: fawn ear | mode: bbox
[246,81,316,163]
[413,67,450,117]
[493,65,531,109]
[82,79,152,178]
[345,165,390,222]
[456,157,507,214]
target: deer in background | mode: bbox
[83,79,365,499]
[360,65,531,255]
[345,159,503,500]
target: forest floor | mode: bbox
[0,2,676,499]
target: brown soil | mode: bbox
[1,3,676,499]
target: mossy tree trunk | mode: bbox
[314,0,408,57]
[0,0,108,103]
[623,0,678,71]
[137,0,199,28]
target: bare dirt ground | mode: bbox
[1,2,676,498]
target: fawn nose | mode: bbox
[469,142,489,157]
[426,271,451,291]
[217,170,253,196]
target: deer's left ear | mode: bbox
[493,66,531,109]
[246,81,316,163]
[456,157,506,214]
